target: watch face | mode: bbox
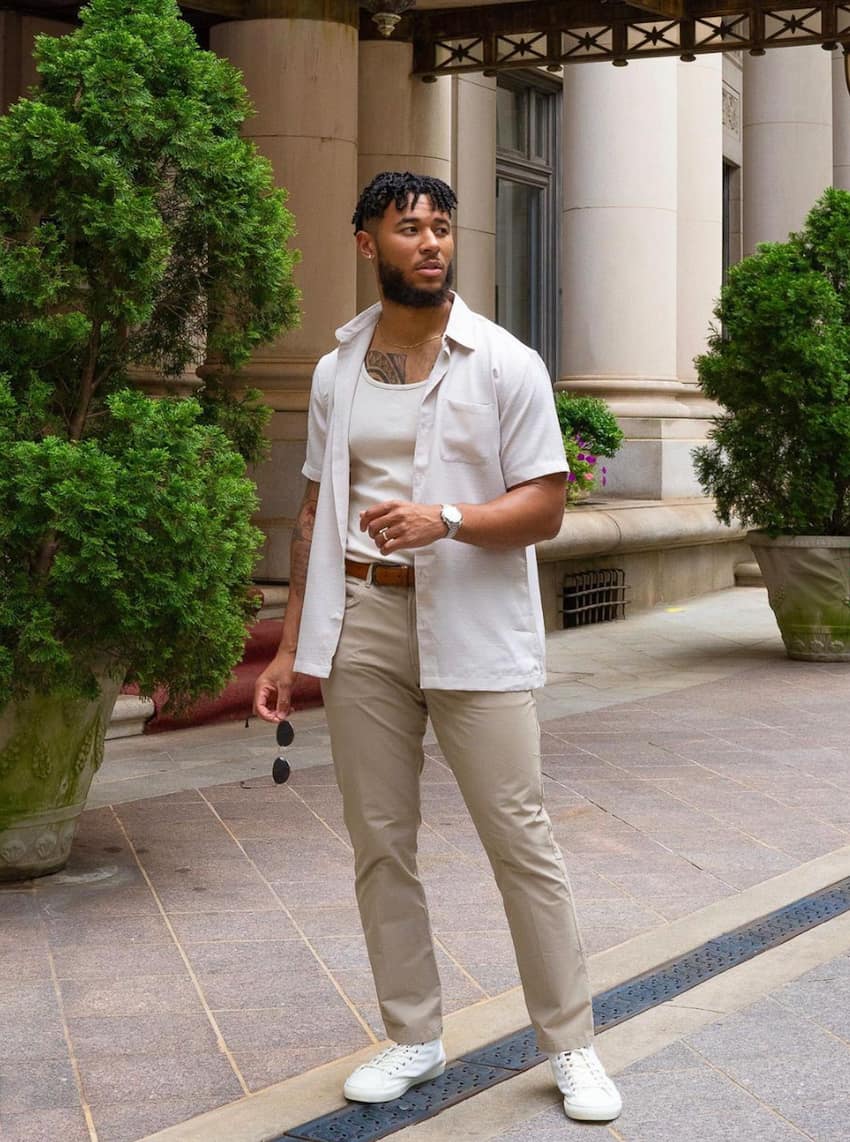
[443,506,462,525]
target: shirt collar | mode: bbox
[443,293,476,350]
[334,292,477,351]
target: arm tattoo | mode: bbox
[366,349,407,385]
[290,484,318,599]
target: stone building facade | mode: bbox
[2,3,848,627]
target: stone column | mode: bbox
[356,39,452,311]
[723,56,744,269]
[211,1,359,579]
[832,49,850,191]
[453,74,496,319]
[743,46,832,252]
[677,56,723,387]
[0,10,22,113]
[1,14,72,112]
[562,59,710,498]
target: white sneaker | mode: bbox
[343,1039,447,1103]
[549,1044,622,1122]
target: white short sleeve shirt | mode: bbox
[295,293,568,691]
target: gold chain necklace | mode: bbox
[375,327,445,351]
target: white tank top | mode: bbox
[346,363,428,567]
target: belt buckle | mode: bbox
[365,562,376,587]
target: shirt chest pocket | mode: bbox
[439,399,497,465]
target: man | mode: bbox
[254,171,622,1124]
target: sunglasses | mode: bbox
[272,719,295,784]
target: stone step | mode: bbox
[106,694,155,740]
[256,582,288,621]
[734,561,764,587]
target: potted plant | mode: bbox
[555,391,624,504]
[694,187,850,661]
[0,0,299,880]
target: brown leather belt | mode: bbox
[345,558,415,588]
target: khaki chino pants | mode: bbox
[320,574,595,1054]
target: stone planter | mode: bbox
[748,532,850,661]
[0,677,121,881]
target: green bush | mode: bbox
[694,188,850,536]
[0,389,263,706]
[555,392,624,502]
[0,0,299,710]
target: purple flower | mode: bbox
[567,472,576,482]
[587,454,597,464]
[577,453,585,462]
[602,476,607,486]
[602,466,607,474]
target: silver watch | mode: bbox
[440,503,463,540]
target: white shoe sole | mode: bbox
[563,1096,623,1123]
[343,1059,447,1103]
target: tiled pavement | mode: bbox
[3,587,850,1141]
[492,953,850,1141]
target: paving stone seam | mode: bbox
[109,806,253,1098]
[547,728,849,835]
[543,738,850,873]
[768,992,850,1050]
[683,1041,821,1141]
[284,783,354,855]
[138,863,850,1142]
[272,771,489,1004]
[665,749,850,837]
[195,788,381,1048]
[42,927,100,1142]
[383,911,850,1142]
[551,784,739,906]
[413,816,533,1001]
[272,877,850,1142]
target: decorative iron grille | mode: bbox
[412,0,850,78]
[561,568,629,629]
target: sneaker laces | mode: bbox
[363,1044,424,1076]
[553,1046,609,1093]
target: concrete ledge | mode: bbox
[256,583,288,621]
[105,695,154,741]
[735,560,765,586]
[537,498,745,562]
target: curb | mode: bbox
[140,844,850,1142]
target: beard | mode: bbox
[377,255,454,308]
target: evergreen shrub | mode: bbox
[0,0,299,711]
[694,188,850,536]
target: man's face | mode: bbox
[369,195,455,308]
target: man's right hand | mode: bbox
[254,652,296,722]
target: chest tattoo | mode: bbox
[366,349,407,385]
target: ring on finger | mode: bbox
[379,527,390,541]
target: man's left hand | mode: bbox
[361,501,446,556]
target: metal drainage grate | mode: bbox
[561,568,629,630]
[277,875,850,1142]
[277,1064,509,1142]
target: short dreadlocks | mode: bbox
[352,171,458,234]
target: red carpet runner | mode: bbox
[122,619,323,734]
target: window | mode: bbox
[722,160,741,285]
[496,73,560,375]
